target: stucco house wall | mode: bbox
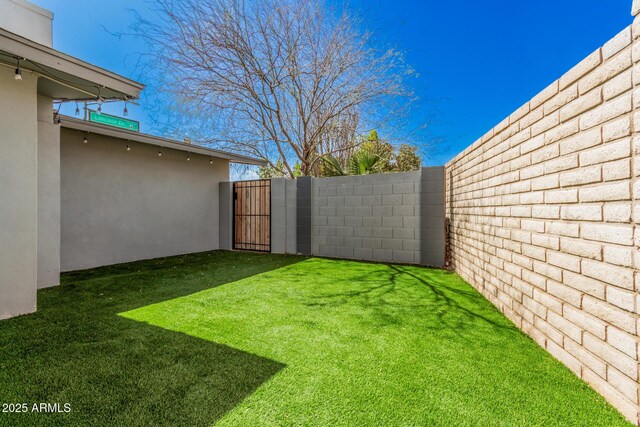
[37,94,60,289]
[60,128,229,271]
[0,0,53,47]
[0,66,38,319]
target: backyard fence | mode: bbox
[217,5,640,424]
[220,167,446,267]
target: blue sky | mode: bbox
[32,0,632,166]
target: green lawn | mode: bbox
[0,251,630,426]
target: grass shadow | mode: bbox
[0,253,631,426]
[0,251,302,426]
[300,260,514,335]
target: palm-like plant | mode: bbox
[320,150,383,176]
[347,150,383,175]
[319,155,347,176]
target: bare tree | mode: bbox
[135,0,417,177]
[316,110,360,172]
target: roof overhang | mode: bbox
[0,27,144,101]
[60,115,266,166]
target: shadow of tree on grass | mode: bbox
[0,251,301,426]
[299,260,512,335]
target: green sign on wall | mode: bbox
[88,110,140,132]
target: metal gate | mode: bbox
[233,179,271,252]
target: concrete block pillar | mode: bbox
[270,178,287,253]
[219,182,233,250]
[296,176,312,255]
[269,178,298,254]
[419,166,446,267]
[285,179,297,254]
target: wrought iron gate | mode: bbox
[233,179,271,252]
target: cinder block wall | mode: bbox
[252,167,445,265]
[312,171,423,263]
[271,178,297,254]
[445,14,640,423]
[307,167,445,265]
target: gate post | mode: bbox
[296,176,313,255]
[271,178,287,253]
[419,167,446,267]
[219,181,233,250]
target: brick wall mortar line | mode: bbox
[446,16,639,423]
[631,14,640,415]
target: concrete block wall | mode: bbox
[217,167,445,265]
[421,167,446,266]
[297,177,313,255]
[271,178,297,254]
[285,179,297,253]
[445,14,640,423]
[271,179,287,253]
[311,171,424,263]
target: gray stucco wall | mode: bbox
[0,67,38,319]
[60,128,229,271]
[37,95,61,288]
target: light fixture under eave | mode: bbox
[14,58,22,81]
[126,145,131,151]
[96,95,103,114]
[75,103,80,116]
[209,158,213,165]
[158,151,162,157]
[187,154,191,161]
[123,103,128,117]
[83,135,88,144]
